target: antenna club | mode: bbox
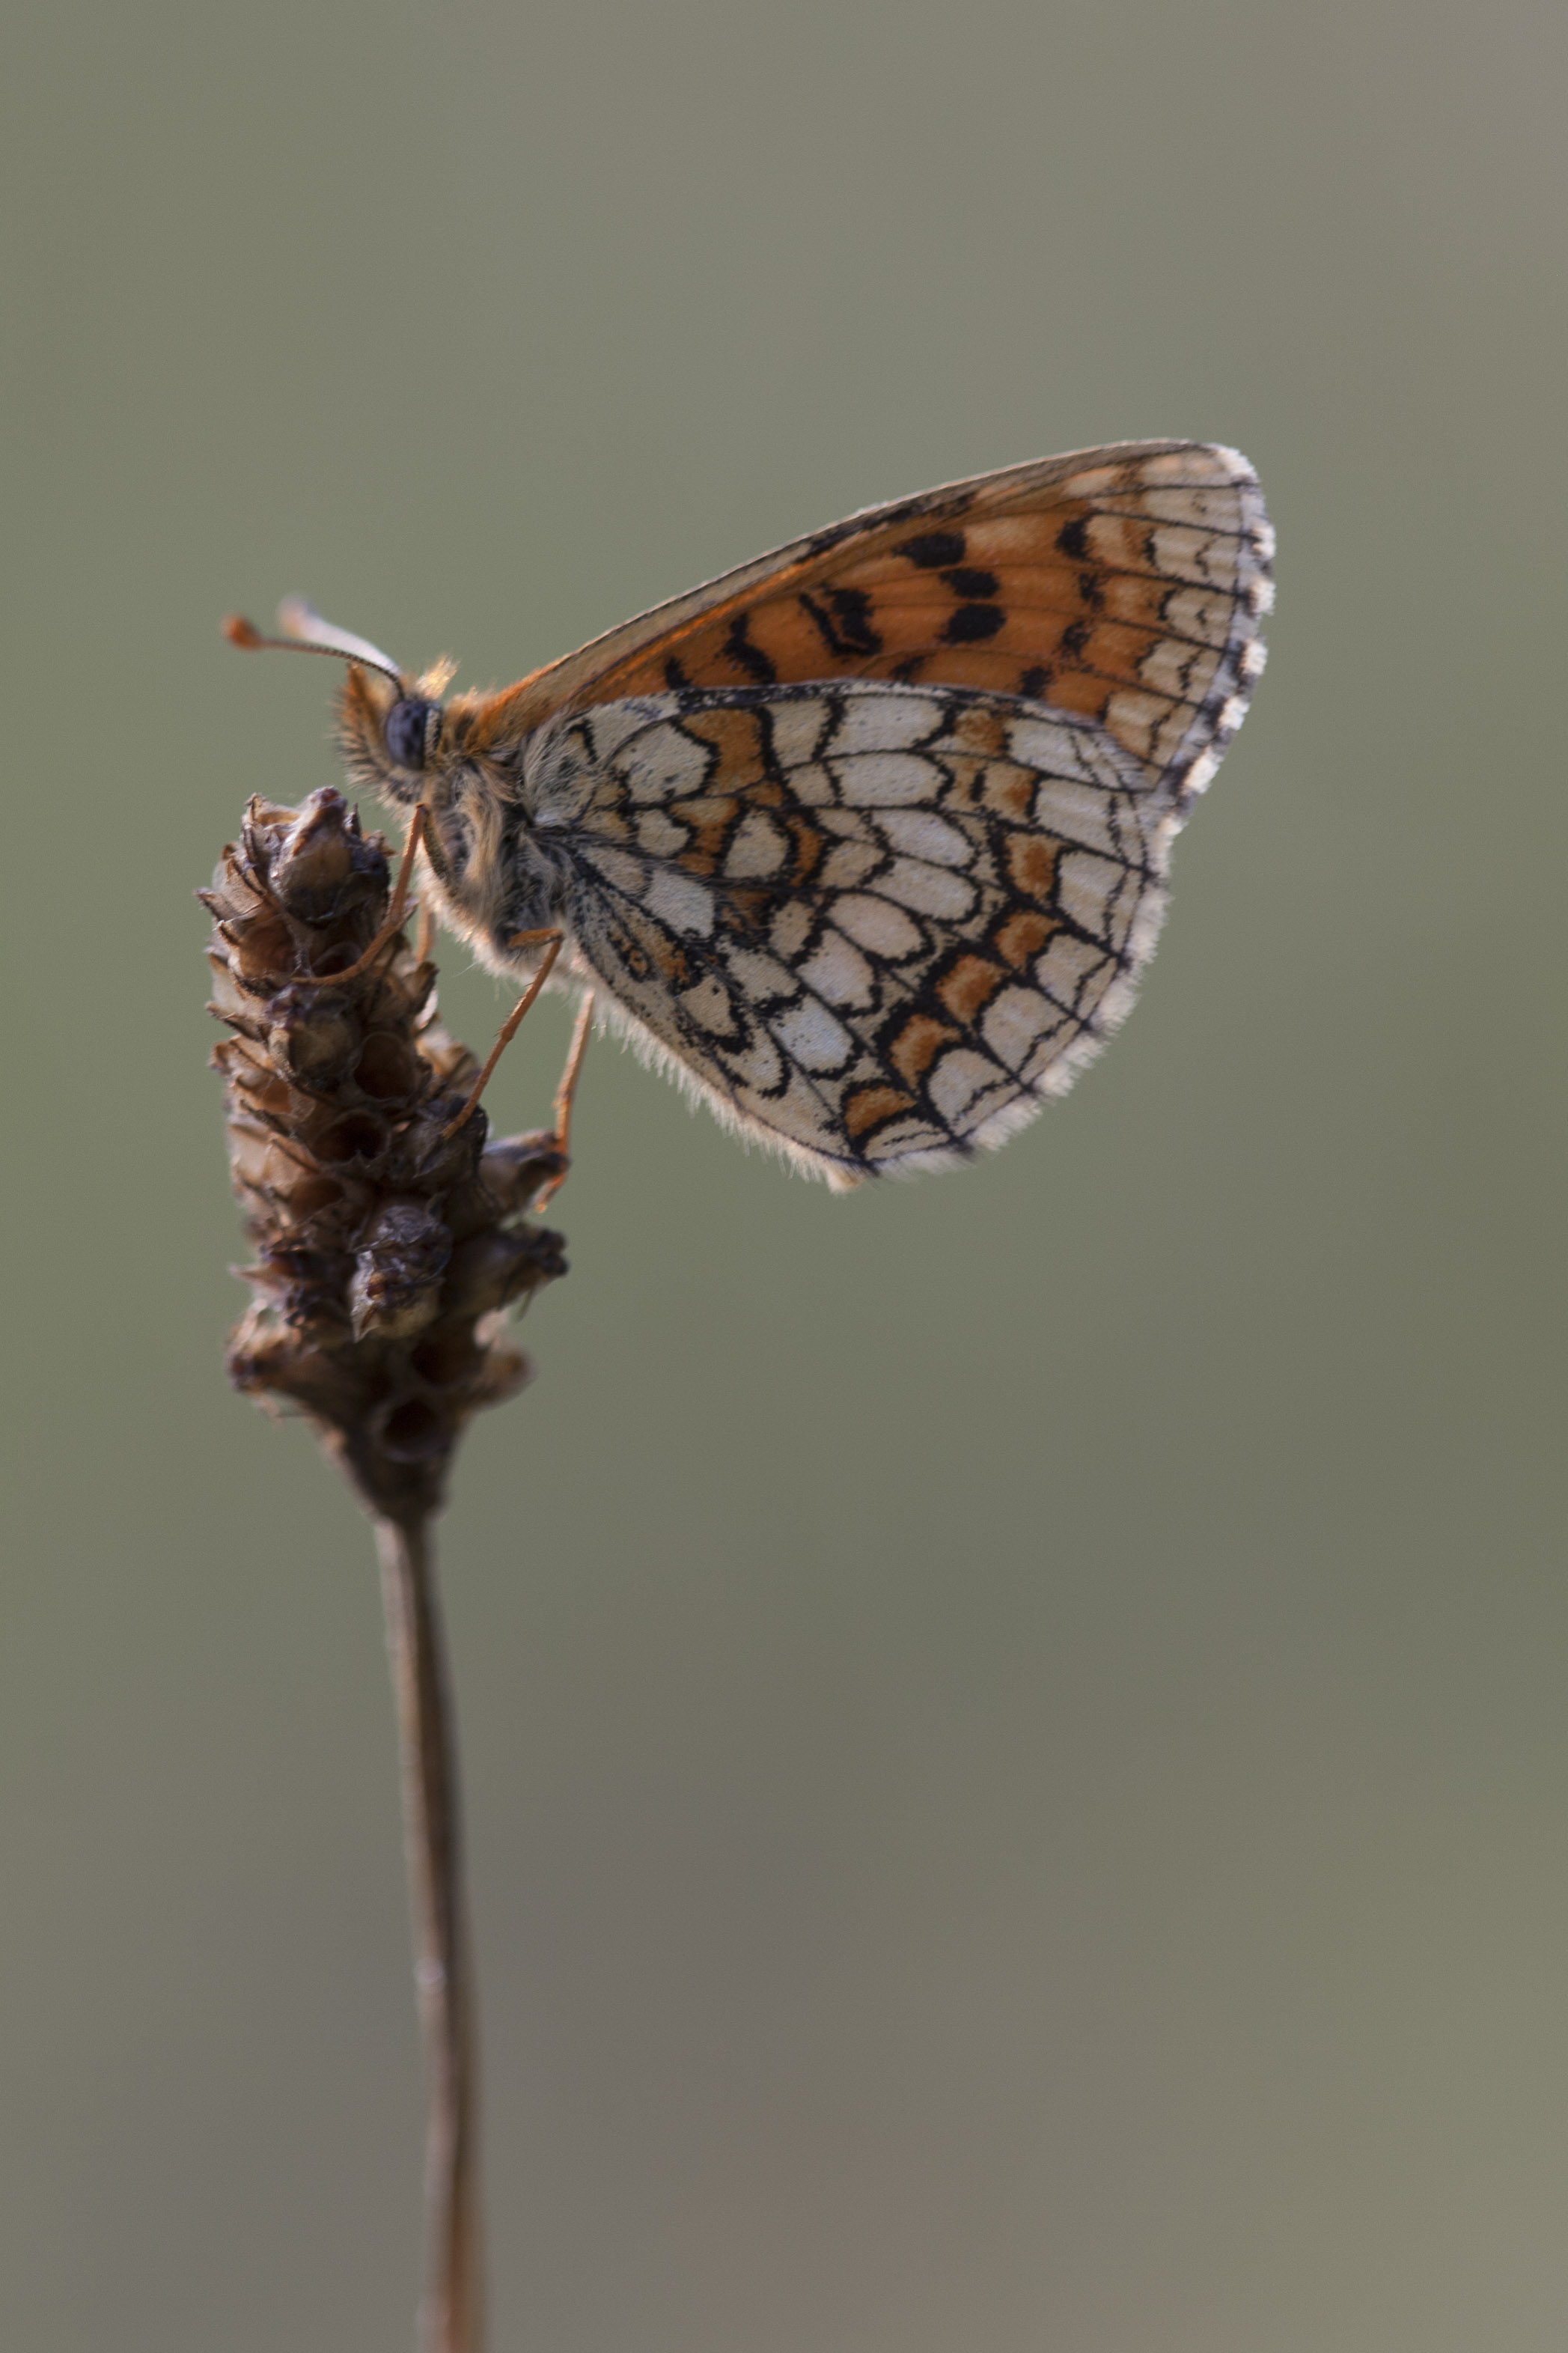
[219,602,409,689]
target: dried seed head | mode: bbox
[204,788,567,1523]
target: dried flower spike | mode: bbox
[203,786,567,1526]
[201,782,585,2353]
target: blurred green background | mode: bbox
[4,1,1567,2346]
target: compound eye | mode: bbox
[385,695,437,770]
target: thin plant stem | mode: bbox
[375,1513,483,2353]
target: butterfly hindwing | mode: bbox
[526,679,1177,1187]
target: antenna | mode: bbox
[223,598,406,689]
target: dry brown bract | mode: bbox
[203,786,567,1526]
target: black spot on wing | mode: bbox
[899,529,966,569]
[799,586,882,658]
[942,603,1005,645]
[1018,664,1050,700]
[1055,517,1091,561]
[722,612,778,684]
[664,656,692,689]
[939,567,998,599]
[1058,619,1091,660]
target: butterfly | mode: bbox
[228,442,1272,1190]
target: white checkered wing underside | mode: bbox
[525,682,1181,1187]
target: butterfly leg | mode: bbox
[439,929,564,1141]
[296,803,429,987]
[531,990,594,1208]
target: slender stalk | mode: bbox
[376,1514,483,2353]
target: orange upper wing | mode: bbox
[469,442,1272,806]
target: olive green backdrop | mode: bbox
[4,2,1566,2347]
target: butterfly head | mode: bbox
[335,657,463,806]
[224,599,461,807]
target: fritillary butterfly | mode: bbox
[232,442,1272,1188]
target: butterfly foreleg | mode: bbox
[439,928,565,1141]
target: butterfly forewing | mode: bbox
[532,680,1177,1187]
[476,442,1272,812]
